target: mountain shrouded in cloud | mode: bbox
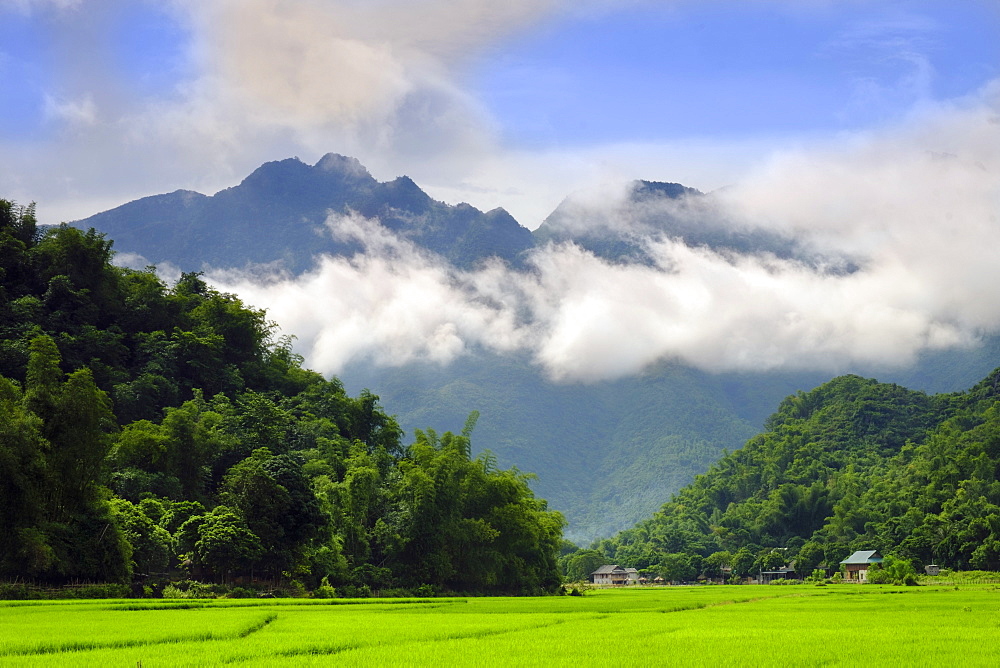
[192,90,1000,383]
[77,78,1000,385]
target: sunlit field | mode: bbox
[2,585,999,666]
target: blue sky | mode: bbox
[0,0,997,225]
[472,2,999,144]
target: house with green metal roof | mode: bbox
[840,550,883,582]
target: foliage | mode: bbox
[866,556,919,586]
[0,199,564,594]
[567,370,1000,586]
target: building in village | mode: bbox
[591,565,640,585]
[760,567,797,584]
[840,550,883,581]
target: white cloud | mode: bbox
[210,84,1000,381]
[43,93,98,126]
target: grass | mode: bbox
[2,585,1000,666]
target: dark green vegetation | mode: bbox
[584,370,1000,579]
[0,199,563,594]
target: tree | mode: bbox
[867,555,918,586]
[562,549,607,582]
[795,541,827,576]
[658,553,697,583]
[732,547,756,578]
[4,336,130,583]
[110,498,171,574]
[221,449,326,578]
[703,551,732,579]
[389,420,564,593]
[182,507,263,583]
[755,550,787,572]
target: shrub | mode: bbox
[867,556,919,586]
[0,583,40,600]
[805,569,827,583]
[227,587,255,599]
[162,580,217,599]
[414,584,438,597]
[313,585,337,599]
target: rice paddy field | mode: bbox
[2,585,999,666]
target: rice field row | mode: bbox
[2,585,999,666]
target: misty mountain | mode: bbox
[75,153,535,271]
[535,180,827,267]
[70,153,1000,541]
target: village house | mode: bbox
[591,565,640,585]
[760,566,797,584]
[840,550,883,582]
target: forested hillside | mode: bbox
[576,371,1000,580]
[0,200,563,594]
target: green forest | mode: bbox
[567,371,1000,582]
[0,200,564,595]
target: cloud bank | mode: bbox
[211,85,1000,381]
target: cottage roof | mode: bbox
[624,568,639,574]
[592,564,624,575]
[840,550,883,565]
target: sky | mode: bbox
[3,0,1000,381]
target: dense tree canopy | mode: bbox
[0,199,564,594]
[572,371,1000,580]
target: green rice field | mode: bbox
[2,585,999,666]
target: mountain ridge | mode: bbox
[76,153,535,271]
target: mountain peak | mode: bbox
[314,153,373,181]
[631,180,702,201]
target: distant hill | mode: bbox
[70,153,1000,542]
[74,153,534,271]
[594,366,1000,575]
[340,353,831,541]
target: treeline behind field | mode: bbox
[576,371,1000,581]
[0,200,563,595]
